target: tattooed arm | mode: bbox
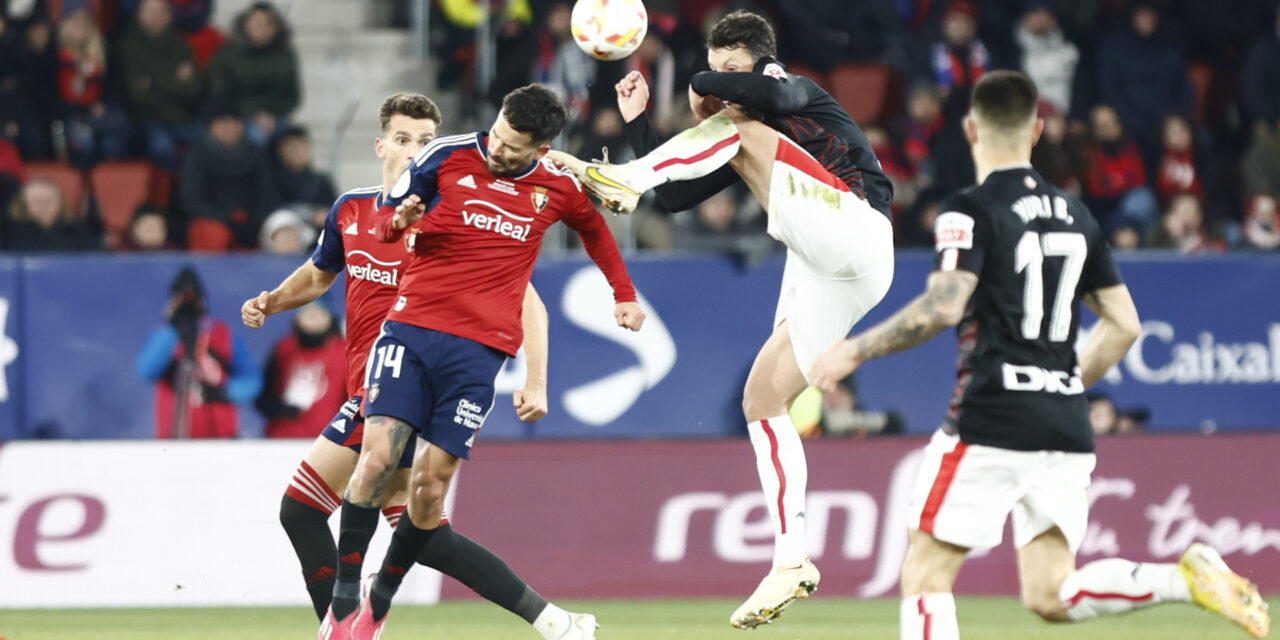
[808,270,979,392]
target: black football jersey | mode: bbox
[934,166,1123,453]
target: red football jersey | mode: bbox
[377,131,637,356]
[312,185,417,396]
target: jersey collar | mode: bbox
[475,131,541,180]
[987,163,1034,175]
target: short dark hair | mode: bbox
[379,93,442,132]
[707,10,777,61]
[970,70,1038,133]
[501,84,568,144]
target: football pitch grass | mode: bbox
[3,597,1270,639]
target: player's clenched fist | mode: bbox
[614,301,645,331]
[808,339,861,393]
[241,291,272,328]
[393,194,426,230]
[616,70,650,123]
[513,384,549,422]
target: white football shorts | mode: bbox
[907,429,1097,553]
[767,136,894,379]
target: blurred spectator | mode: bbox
[258,207,315,255]
[626,32,676,131]
[180,102,276,250]
[671,188,775,263]
[1084,104,1159,233]
[0,134,24,209]
[1030,101,1082,192]
[255,299,346,438]
[2,178,99,251]
[270,125,336,227]
[1016,3,1079,114]
[209,2,300,145]
[1243,120,1280,202]
[1114,408,1149,435]
[776,0,905,71]
[864,124,921,211]
[574,109,629,166]
[120,202,176,251]
[1242,6,1280,127]
[899,82,945,181]
[1097,2,1192,163]
[1110,222,1143,251]
[487,4,538,110]
[898,185,946,247]
[928,0,989,118]
[1242,193,1280,250]
[56,9,129,167]
[1,13,55,159]
[536,1,594,128]
[1146,193,1225,254]
[137,267,261,438]
[119,0,204,170]
[1155,114,1204,204]
[1088,393,1117,435]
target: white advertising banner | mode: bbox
[0,441,451,608]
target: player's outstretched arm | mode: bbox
[809,270,978,392]
[241,261,339,328]
[1078,284,1141,388]
[513,283,549,422]
[689,64,809,118]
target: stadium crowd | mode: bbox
[2,0,1280,256]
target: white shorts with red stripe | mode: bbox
[907,429,1096,552]
[768,136,895,379]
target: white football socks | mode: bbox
[901,593,960,640]
[622,113,741,192]
[1059,558,1191,620]
[746,414,809,568]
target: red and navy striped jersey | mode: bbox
[378,132,637,356]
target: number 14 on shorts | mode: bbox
[371,344,404,379]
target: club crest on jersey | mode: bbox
[531,186,550,213]
[368,383,380,403]
[762,62,787,79]
[403,228,421,252]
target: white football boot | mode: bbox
[730,558,821,629]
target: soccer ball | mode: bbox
[570,0,648,61]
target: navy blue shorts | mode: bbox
[363,321,507,460]
[319,395,416,469]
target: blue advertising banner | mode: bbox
[0,257,21,433]
[1,251,1276,441]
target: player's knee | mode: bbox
[279,492,328,533]
[407,470,449,510]
[741,392,785,423]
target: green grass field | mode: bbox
[2,597,1269,640]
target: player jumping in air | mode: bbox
[323,84,645,640]
[547,10,894,629]
[808,70,1269,640]
[241,93,592,640]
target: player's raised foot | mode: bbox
[1180,543,1270,637]
[544,149,640,215]
[317,603,356,640]
[350,574,388,640]
[729,558,821,629]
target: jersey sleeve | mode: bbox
[560,189,638,303]
[375,140,451,241]
[689,58,810,117]
[1080,205,1124,291]
[932,194,990,275]
[310,198,345,273]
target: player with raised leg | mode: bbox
[241,93,589,640]
[324,84,644,640]
[547,10,894,628]
[807,70,1269,640]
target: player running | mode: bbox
[547,10,894,628]
[324,84,644,640]
[241,93,594,640]
[808,70,1270,640]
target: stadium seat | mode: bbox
[25,161,86,218]
[829,63,893,126]
[90,160,164,241]
[784,63,828,91]
[184,26,227,71]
